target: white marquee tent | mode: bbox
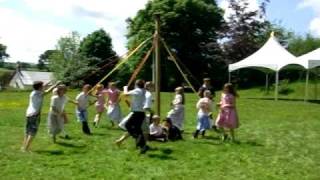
[228,33,299,100]
[297,48,320,100]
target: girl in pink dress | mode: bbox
[105,82,122,126]
[216,83,239,141]
[93,84,106,127]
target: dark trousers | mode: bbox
[82,121,91,135]
[193,130,206,138]
[125,111,146,149]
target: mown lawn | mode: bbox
[0,85,319,179]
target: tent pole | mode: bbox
[304,69,309,102]
[265,73,269,93]
[275,71,279,101]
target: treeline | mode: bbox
[1,0,320,90]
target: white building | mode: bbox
[9,70,54,89]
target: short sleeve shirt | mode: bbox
[26,90,44,117]
[127,88,145,112]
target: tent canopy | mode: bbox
[229,35,298,72]
[297,48,320,69]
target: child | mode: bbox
[123,79,149,154]
[21,81,60,152]
[215,83,239,141]
[163,118,182,141]
[149,115,167,142]
[47,85,72,143]
[105,82,122,126]
[52,88,70,139]
[167,86,185,131]
[198,78,215,99]
[75,84,93,135]
[93,84,106,127]
[142,81,154,139]
[193,90,213,138]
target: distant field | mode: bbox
[0,84,319,179]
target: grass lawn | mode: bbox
[0,84,319,179]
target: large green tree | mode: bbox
[79,29,118,84]
[79,29,117,65]
[49,32,93,86]
[125,0,224,90]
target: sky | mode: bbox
[0,0,319,63]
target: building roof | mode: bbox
[19,71,53,85]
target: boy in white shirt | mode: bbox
[75,84,93,135]
[123,79,150,154]
[21,81,60,152]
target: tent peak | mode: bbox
[270,31,275,38]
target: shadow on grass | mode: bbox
[34,150,64,155]
[91,132,108,136]
[56,142,86,149]
[246,97,320,104]
[147,148,177,160]
[239,140,264,147]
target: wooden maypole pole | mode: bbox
[154,13,161,116]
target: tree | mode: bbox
[48,32,93,86]
[79,29,116,64]
[79,29,118,84]
[0,43,9,67]
[288,34,320,56]
[125,0,224,90]
[222,0,271,64]
[38,50,58,70]
[221,0,280,88]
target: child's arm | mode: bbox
[222,103,234,108]
[43,81,61,95]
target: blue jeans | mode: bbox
[76,109,88,122]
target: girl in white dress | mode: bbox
[47,85,69,143]
[167,87,185,131]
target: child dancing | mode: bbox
[216,83,239,142]
[193,90,213,138]
[167,87,185,131]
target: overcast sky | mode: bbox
[0,0,319,63]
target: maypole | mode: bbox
[154,13,161,116]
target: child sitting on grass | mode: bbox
[149,115,167,142]
[21,81,60,152]
[163,118,182,141]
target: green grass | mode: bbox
[0,84,319,179]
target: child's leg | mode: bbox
[193,130,200,138]
[93,112,102,126]
[82,121,91,135]
[230,129,235,141]
[221,128,228,141]
[115,132,129,146]
[24,135,34,151]
[201,130,206,137]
